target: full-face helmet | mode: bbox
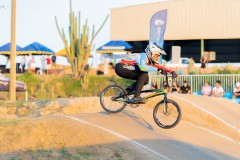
[145,43,166,64]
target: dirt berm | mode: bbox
[0,94,239,160]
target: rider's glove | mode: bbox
[171,71,178,79]
[158,69,167,75]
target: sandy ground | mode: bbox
[0,95,239,160]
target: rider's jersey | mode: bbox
[120,53,172,73]
[124,53,157,72]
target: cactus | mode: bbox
[55,0,108,90]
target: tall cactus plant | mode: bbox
[55,0,108,90]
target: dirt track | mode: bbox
[0,95,239,160]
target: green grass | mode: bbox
[5,67,240,100]
[14,73,134,100]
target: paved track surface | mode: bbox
[59,94,240,160]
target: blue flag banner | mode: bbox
[149,10,167,48]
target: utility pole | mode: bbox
[9,0,16,101]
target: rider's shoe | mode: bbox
[131,97,147,104]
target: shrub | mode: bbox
[215,64,240,74]
[16,74,134,99]
[17,72,41,96]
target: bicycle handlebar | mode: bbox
[160,71,177,87]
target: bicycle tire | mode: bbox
[153,99,181,129]
[100,85,128,113]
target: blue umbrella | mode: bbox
[0,43,23,55]
[20,42,54,55]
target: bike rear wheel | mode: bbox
[153,99,181,129]
[100,85,128,113]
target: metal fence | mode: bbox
[149,74,240,93]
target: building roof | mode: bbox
[110,0,240,41]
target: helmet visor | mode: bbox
[160,50,167,55]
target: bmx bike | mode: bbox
[99,73,181,129]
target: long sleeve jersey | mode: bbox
[120,53,172,73]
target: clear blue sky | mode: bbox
[0,0,165,66]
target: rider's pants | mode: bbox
[115,63,149,97]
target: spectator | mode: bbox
[200,54,208,73]
[5,57,10,73]
[16,56,21,73]
[161,81,170,92]
[170,81,180,93]
[180,80,191,94]
[212,80,224,97]
[51,54,57,74]
[40,55,46,74]
[20,56,26,73]
[201,81,212,96]
[28,56,36,73]
[151,81,158,89]
[45,56,51,74]
[233,82,240,98]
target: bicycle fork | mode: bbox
[163,94,168,114]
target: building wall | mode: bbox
[111,0,240,41]
[127,39,240,63]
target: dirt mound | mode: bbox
[0,95,239,159]
[0,116,157,160]
[0,97,102,118]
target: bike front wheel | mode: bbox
[100,85,128,113]
[153,99,181,129]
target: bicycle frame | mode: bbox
[127,88,167,100]
[125,83,168,112]
[126,73,172,103]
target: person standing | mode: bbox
[200,54,208,73]
[45,56,51,74]
[16,55,21,73]
[5,57,10,73]
[20,56,26,73]
[40,55,46,74]
[51,54,56,74]
[29,56,36,73]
